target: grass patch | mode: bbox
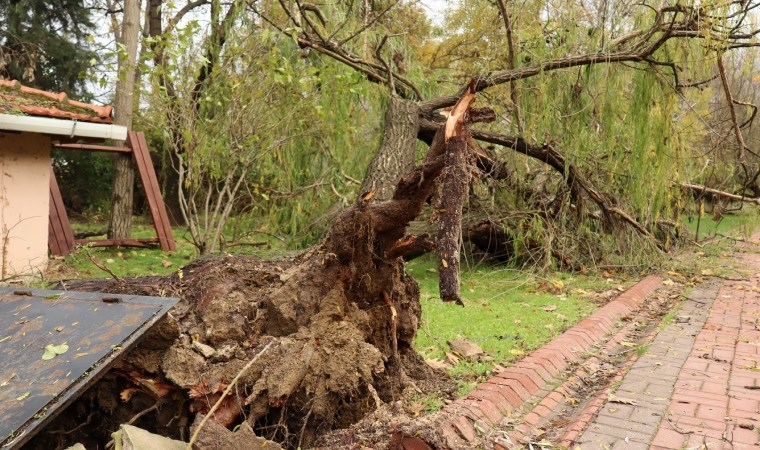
[407,256,620,394]
[46,221,287,283]
[681,209,758,242]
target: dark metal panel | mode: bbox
[0,288,178,449]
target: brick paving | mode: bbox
[576,252,760,450]
[429,246,760,449]
[433,276,664,448]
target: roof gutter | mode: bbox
[0,114,128,141]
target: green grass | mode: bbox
[47,221,287,282]
[681,209,759,241]
[406,256,624,394]
[667,211,760,280]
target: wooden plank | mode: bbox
[75,238,159,248]
[48,167,75,256]
[134,131,176,252]
[127,131,167,251]
[128,132,176,251]
[53,143,132,153]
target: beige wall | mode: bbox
[0,132,51,278]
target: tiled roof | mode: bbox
[0,79,113,124]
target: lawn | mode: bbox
[407,255,622,394]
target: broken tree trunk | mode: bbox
[436,87,477,304]
[436,134,469,305]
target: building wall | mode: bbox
[0,132,51,277]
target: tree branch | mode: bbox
[494,0,524,133]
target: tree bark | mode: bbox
[109,0,141,239]
[360,96,420,200]
[436,134,470,305]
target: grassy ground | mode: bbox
[407,255,627,395]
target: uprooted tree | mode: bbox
[262,0,760,268]
[33,87,479,449]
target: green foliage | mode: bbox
[417,0,744,269]
[0,0,97,97]
[52,150,114,215]
[143,6,421,251]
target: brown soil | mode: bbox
[24,249,442,449]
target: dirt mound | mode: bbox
[30,245,431,449]
[26,92,485,450]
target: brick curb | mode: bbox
[436,275,663,448]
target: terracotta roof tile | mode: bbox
[0,79,114,124]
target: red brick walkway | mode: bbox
[576,252,760,450]
[425,246,760,449]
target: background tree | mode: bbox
[108,0,142,239]
[0,0,98,96]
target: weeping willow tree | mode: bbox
[249,0,760,270]
[143,6,406,253]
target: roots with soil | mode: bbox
[29,95,479,449]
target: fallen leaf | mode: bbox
[445,352,461,365]
[509,348,525,356]
[162,260,173,268]
[16,391,30,401]
[424,359,450,370]
[608,393,637,405]
[662,279,675,286]
[542,305,558,312]
[0,373,16,387]
[42,343,69,360]
[492,363,507,373]
[620,341,636,347]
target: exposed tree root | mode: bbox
[36,91,483,450]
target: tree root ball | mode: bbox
[32,242,437,449]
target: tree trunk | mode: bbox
[360,96,420,201]
[436,134,470,305]
[108,0,141,239]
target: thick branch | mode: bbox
[680,182,760,205]
[441,125,663,248]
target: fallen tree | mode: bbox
[29,87,484,450]
[679,182,760,205]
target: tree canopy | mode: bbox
[0,0,98,97]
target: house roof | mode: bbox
[0,79,114,124]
